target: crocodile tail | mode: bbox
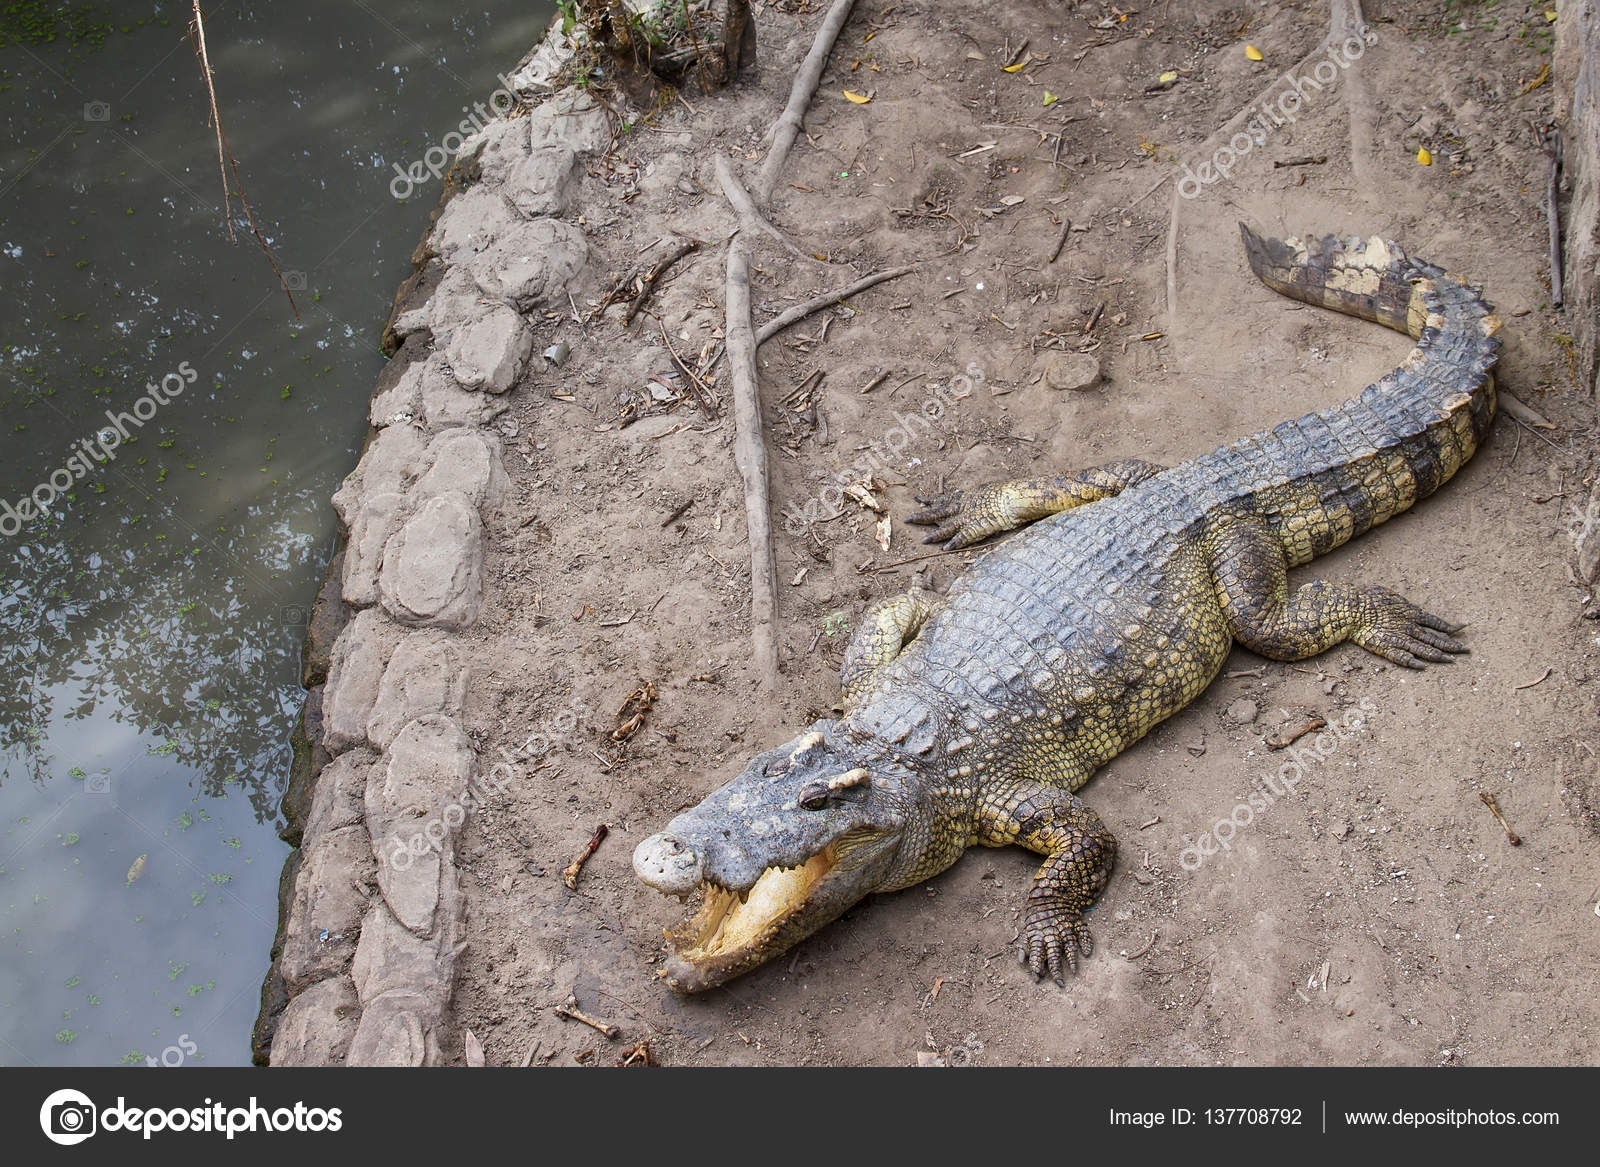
[1239,224,1429,336]
[1221,225,1502,560]
[1238,223,1500,448]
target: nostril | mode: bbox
[633,832,703,891]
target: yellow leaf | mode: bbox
[1244,44,1264,61]
[843,89,872,104]
[1141,332,1165,341]
[1043,91,1059,107]
[1416,147,1433,166]
[1159,70,1178,83]
[1545,9,1557,21]
[1004,61,1027,72]
[1519,63,1550,95]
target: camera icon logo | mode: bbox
[39,1088,97,1145]
[283,270,307,292]
[83,101,111,122]
[280,604,308,627]
[84,773,111,795]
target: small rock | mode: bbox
[378,492,484,628]
[1226,697,1259,725]
[1044,352,1101,391]
[445,305,533,393]
[915,1051,948,1067]
[1333,822,1352,840]
[504,145,582,217]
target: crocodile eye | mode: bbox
[797,783,830,811]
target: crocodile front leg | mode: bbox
[978,779,1117,985]
[907,458,1167,549]
[1205,508,1470,668]
[840,588,940,712]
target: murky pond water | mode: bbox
[1,1,550,1067]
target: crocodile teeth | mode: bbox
[670,847,837,961]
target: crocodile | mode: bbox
[633,225,1500,992]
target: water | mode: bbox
[0,1,551,1067]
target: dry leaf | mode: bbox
[1003,57,1030,72]
[845,480,887,513]
[1244,44,1264,61]
[1416,146,1433,166]
[875,514,892,552]
[843,89,873,104]
[1158,70,1178,83]
[1042,91,1059,107]
[1518,63,1550,95]
[464,1030,486,1066]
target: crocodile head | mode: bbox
[633,721,911,992]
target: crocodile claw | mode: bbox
[1017,901,1095,986]
[906,487,1006,550]
[1354,590,1469,670]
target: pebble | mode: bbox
[1226,697,1259,725]
[1045,352,1101,391]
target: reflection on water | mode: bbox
[0,2,550,1066]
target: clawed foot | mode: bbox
[906,486,1010,550]
[1354,589,1468,669]
[1016,899,1095,986]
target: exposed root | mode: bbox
[717,0,862,689]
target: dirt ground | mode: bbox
[442,0,1600,1066]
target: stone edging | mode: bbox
[252,74,613,1066]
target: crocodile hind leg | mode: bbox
[1205,509,1469,668]
[840,588,941,712]
[977,779,1116,985]
[907,458,1167,550]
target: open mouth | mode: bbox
[666,844,838,968]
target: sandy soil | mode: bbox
[441,0,1600,1066]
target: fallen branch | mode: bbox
[188,1,299,318]
[659,320,719,415]
[755,264,917,345]
[625,238,699,325]
[1047,216,1073,264]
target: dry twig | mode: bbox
[188,1,298,317]
[1479,792,1521,846]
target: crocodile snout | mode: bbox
[633,832,703,895]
